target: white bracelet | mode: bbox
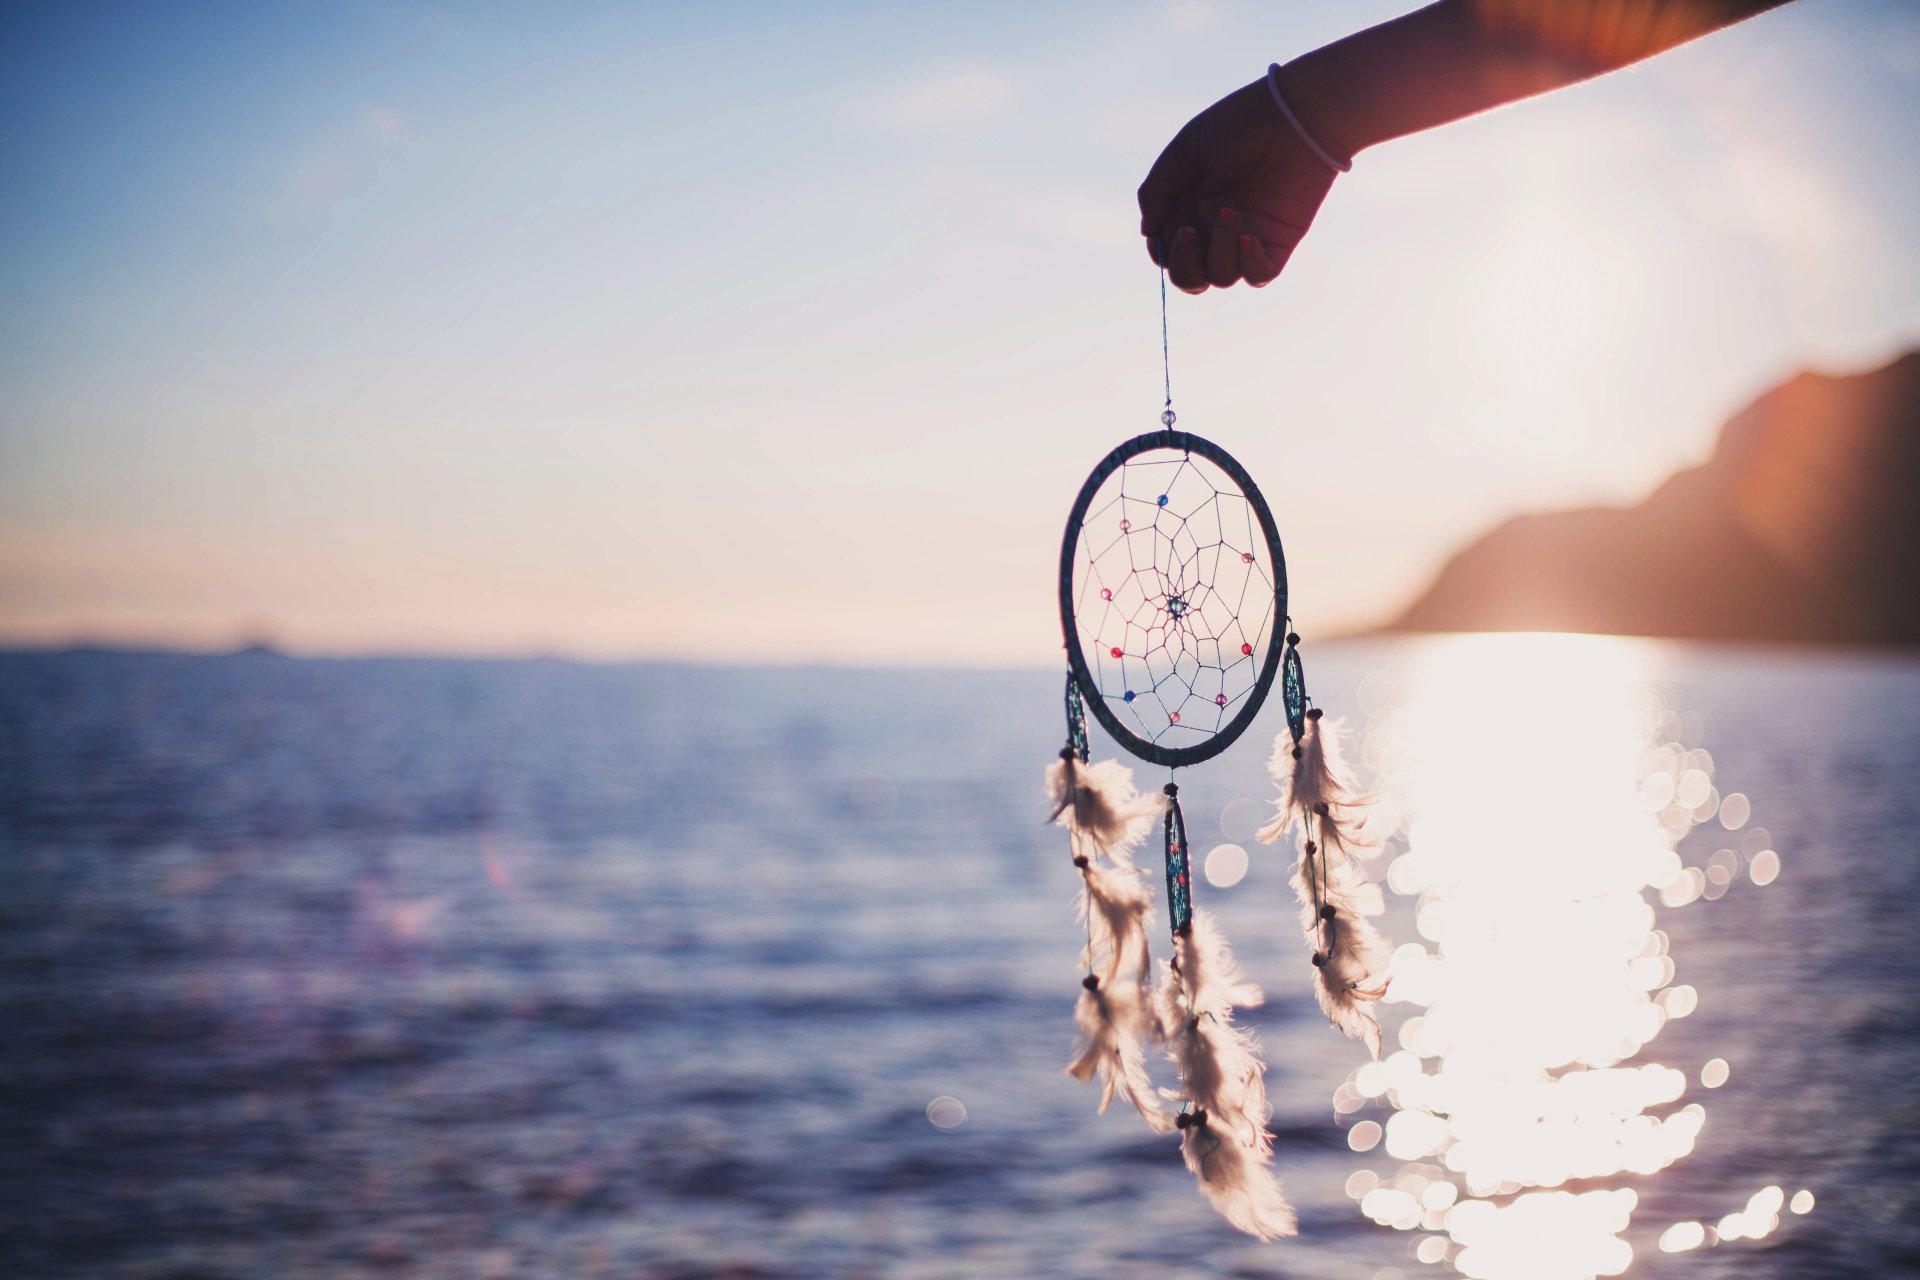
[1266,63,1351,174]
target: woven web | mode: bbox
[1070,448,1278,752]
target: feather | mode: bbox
[1065,857,1167,1131]
[1293,835,1392,1059]
[1178,1114,1298,1241]
[1047,756,1164,866]
[1255,712,1372,856]
[1078,861,1156,986]
[1174,906,1265,1013]
[1157,910,1272,1155]
[1067,977,1173,1132]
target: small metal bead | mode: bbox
[1306,707,1323,722]
[1161,407,1176,427]
[1081,974,1099,991]
[1286,632,1300,646]
[1311,952,1327,968]
[1319,904,1336,921]
[1163,782,1179,796]
[1305,841,1317,855]
[1175,1111,1192,1130]
[1073,855,1089,869]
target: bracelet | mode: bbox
[1266,63,1351,174]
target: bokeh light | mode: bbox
[1203,842,1249,889]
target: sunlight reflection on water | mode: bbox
[1339,634,1806,1279]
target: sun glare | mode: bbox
[1335,633,1802,1278]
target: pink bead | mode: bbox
[1240,642,1253,655]
[1215,694,1227,706]
[1169,711,1180,723]
[1110,647,1123,658]
[1100,588,1112,601]
[1241,552,1254,563]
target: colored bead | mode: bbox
[1320,904,1336,920]
[1215,694,1227,706]
[1287,632,1301,646]
[1157,494,1169,507]
[1099,588,1111,601]
[1240,642,1253,655]
[1161,408,1176,427]
[1082,974,1099,990]
[1123,689,1135,702]
[1169,711,1180,723]
[1120,519,1131,532]
[1311,952,1327,968]
[1110,646,1123,658]
[1241,552,1254,563]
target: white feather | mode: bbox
[1157,910,1272,1155]
[1293,835,1392,1059]
[1179,1117,1298,1241]
[1255,714,1372,855]
[1175,906,1265,1013]
[1047,756,1164,866]
[1066,978,1173,1132]
[1078,862,1155,985]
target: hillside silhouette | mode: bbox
[1388,352,1920,645]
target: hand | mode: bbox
[1137,77,1341,294]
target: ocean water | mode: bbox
[1,637,1916,1280]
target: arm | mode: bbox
[1139,0,1792,294]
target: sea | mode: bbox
[1,636,1916,1280]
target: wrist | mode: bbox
[1275,45,1379,158]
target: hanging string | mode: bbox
[1159,230,1176,428]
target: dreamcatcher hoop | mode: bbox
[1057,428,1290,769]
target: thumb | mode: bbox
[1138,180,1178,242]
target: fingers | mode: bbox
[1164,223,1289,293]
[1166,226,1208,293]
[1205,208,1242,288]
[1146,195,1303,291]
[1241,236,1279,287]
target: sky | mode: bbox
[1,0,1915,665]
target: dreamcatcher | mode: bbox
[1046,270,1392,1241]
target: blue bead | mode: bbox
[1157,494,1169,507]
[1123,690,1135,702]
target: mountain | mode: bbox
[1386,351,1920,645]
